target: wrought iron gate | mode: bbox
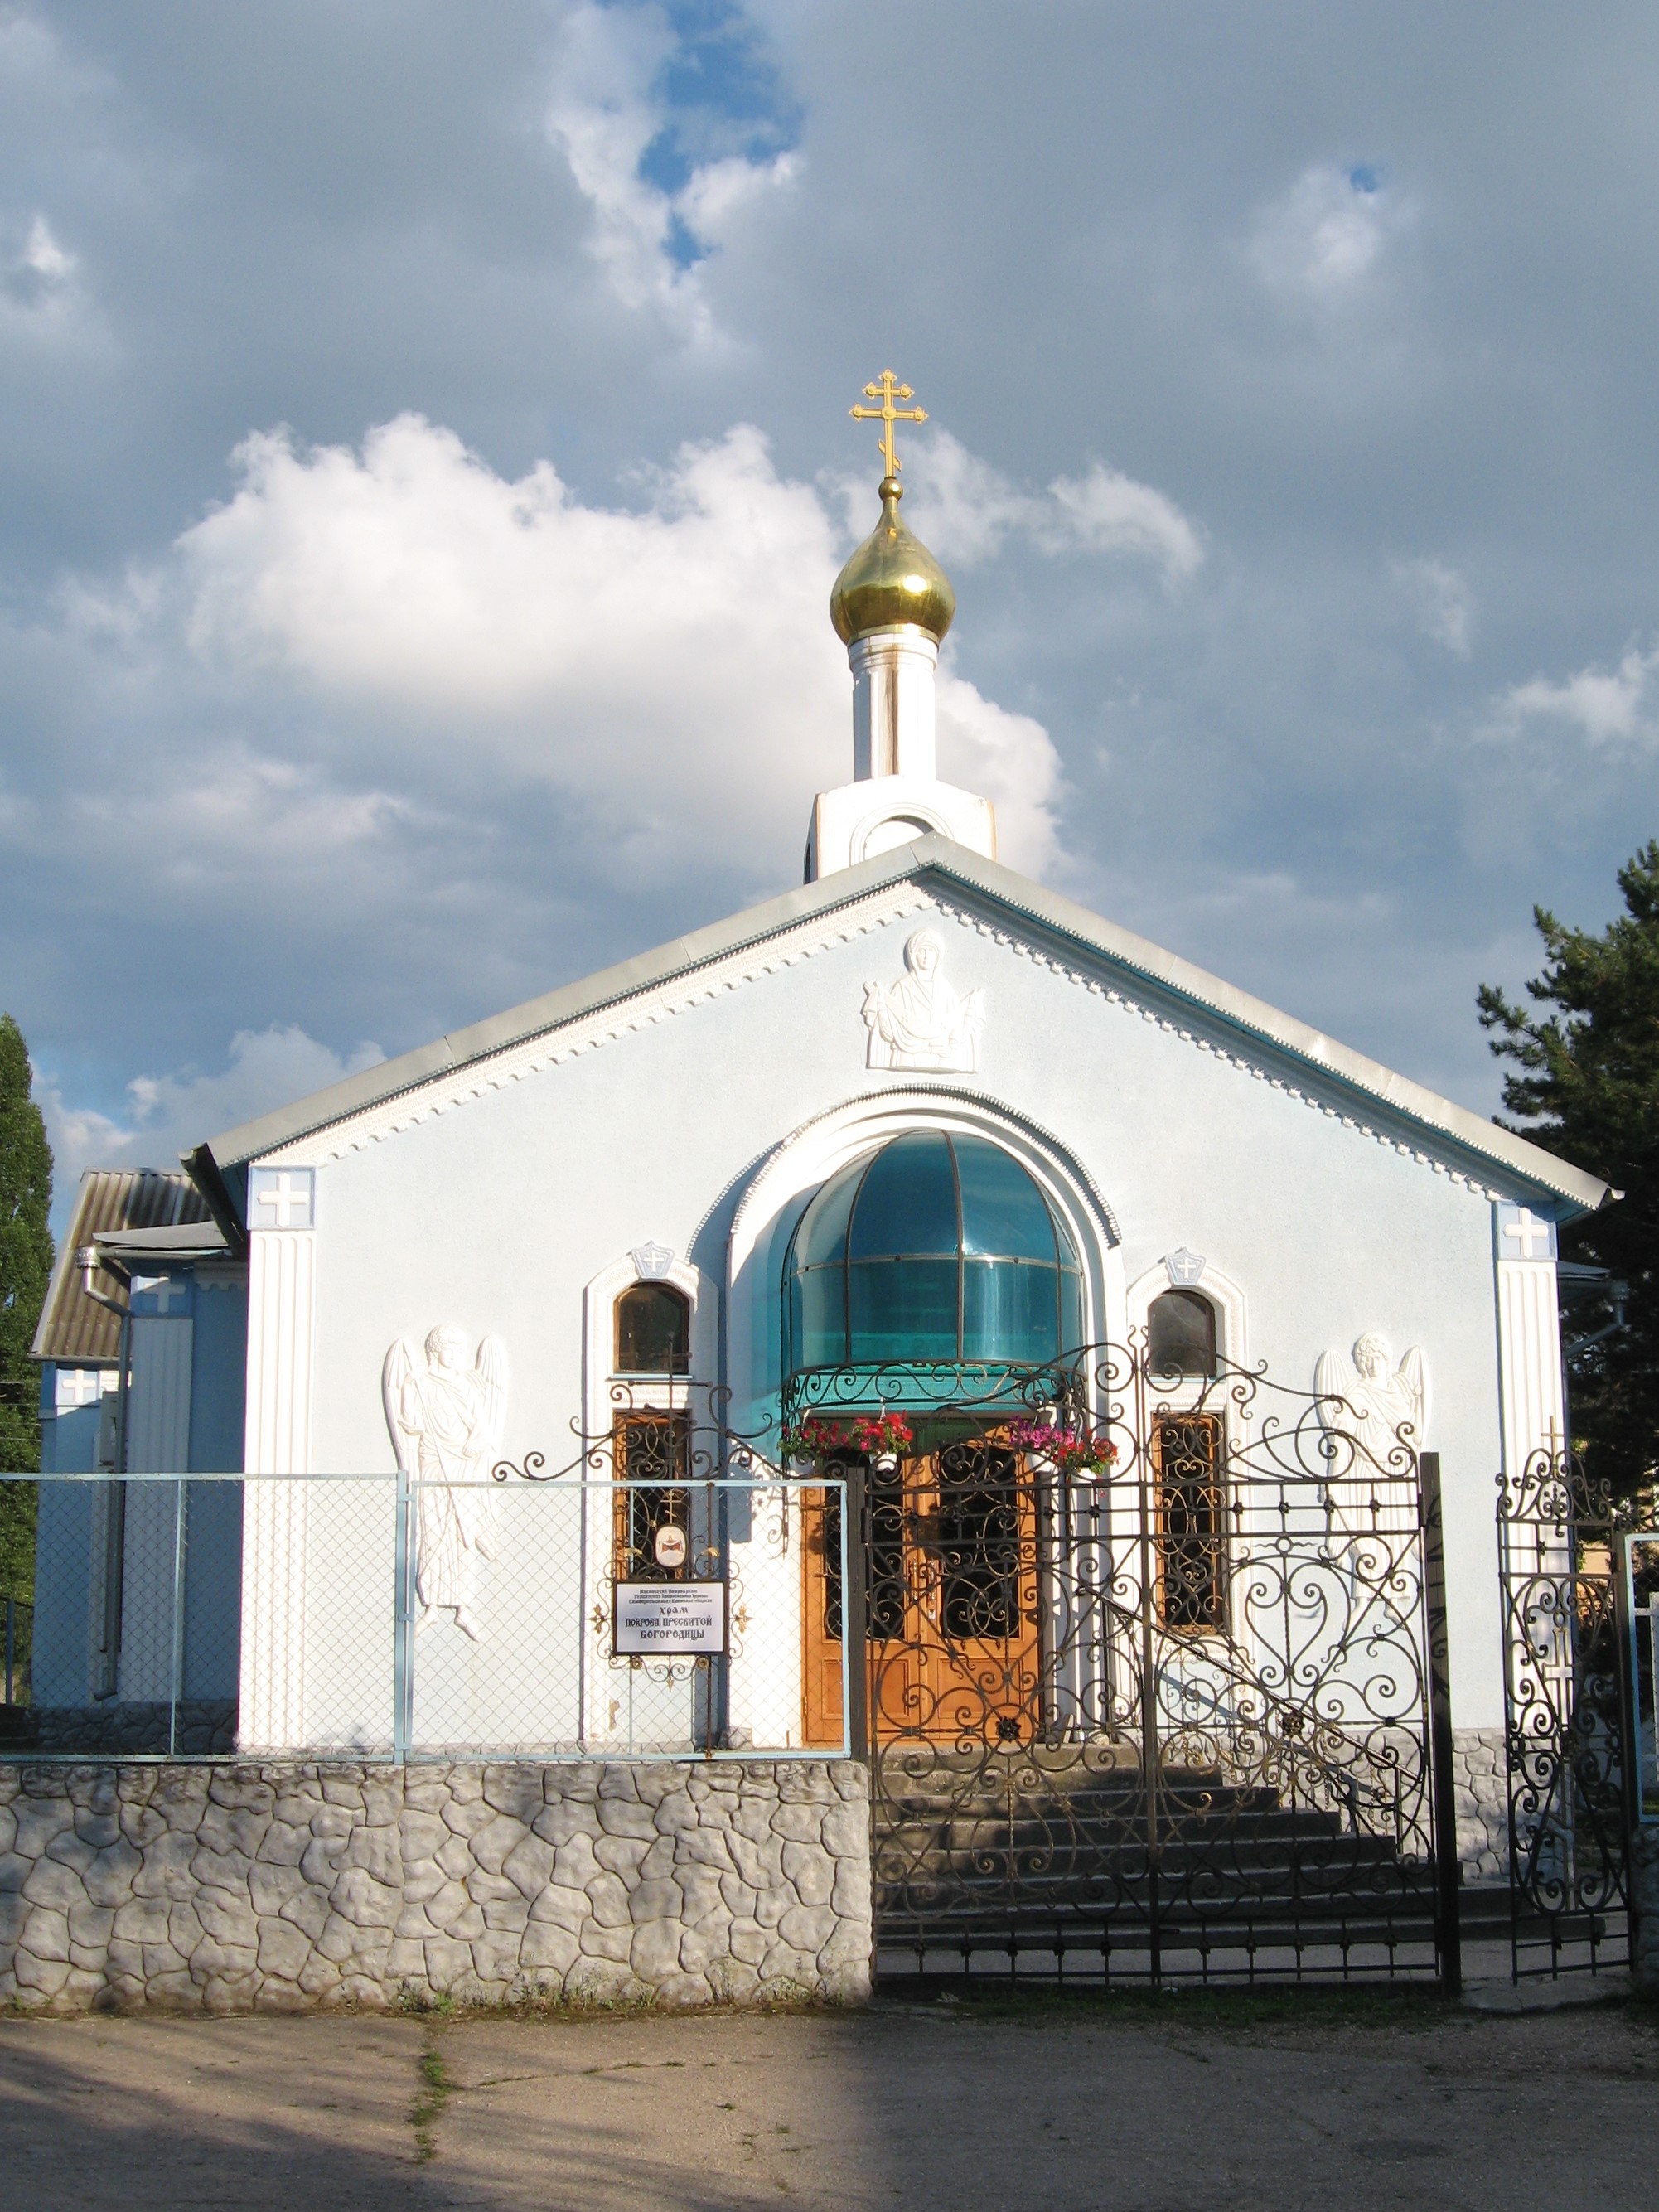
[1497,1446,1637,1979]
[791,1340,1454,1987]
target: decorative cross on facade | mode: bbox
[1502,1207,1549,1260]
[850,369,927,481]
[257,1172,308,1228]
[139,1275,182,1314]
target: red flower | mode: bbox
[783,1411,915,1461]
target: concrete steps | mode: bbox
[872,1754,1450,1956]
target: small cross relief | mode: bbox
[250,1165,316,1232]
[1497,1203,1555,1263]
[128,1273,194,1321]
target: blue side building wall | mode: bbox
[29,1269,248,1720]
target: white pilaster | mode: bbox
[239,1186,317,1751]
[1493,1203,1564,1478]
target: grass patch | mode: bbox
[410,2032,454,2163]
[395,1985,456,2018]
[389,1976,835,2026]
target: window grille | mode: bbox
[612,1411,690,1580]
[1153,1411,1228,1633]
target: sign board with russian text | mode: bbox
[613,1580,728,1657]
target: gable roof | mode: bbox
[192,835,1609,1217]
[31,1170,214,1363]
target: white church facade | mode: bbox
[25,383,1609,1982]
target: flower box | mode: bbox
[1007,1417,1119,1480]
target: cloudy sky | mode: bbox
[5,2,1657,1227]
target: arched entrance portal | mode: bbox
[783,1129,1087,1750]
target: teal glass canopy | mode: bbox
[785,1131,1085,1372]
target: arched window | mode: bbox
[614,1282,690,1376]
[1148,1288,1217,1378]
[784,1130,1083,1372]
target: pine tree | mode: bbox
[0,1013,53,1600]
[1478,841,1659,1499]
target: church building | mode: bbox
[30,375,1606,1861]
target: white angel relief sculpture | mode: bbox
[1314,1333,1429,1500]
[863,928,986,1072]
[383,1327,509,1641]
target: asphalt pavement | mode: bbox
[1,1987,1654,2210]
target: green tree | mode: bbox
[1478,841,1659,1498]
[0,1013,53,1600]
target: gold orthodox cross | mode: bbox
[850,369,927,479]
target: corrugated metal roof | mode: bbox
[30,1170,211,1365]
[94,1222,228,1261]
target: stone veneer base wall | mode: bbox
[0,1759,872,2016]
[1452,1727,1509,1884]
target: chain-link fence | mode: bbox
[2,1596,29,1711]
[0,1471,850,1764]
[0,1463,34,1737]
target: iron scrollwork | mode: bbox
[491,1380,788,1733]
[790,1335,1446,1985]
[1497,1445,1638,1977]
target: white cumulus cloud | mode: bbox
[1395,557,1473,656]
[1491,639,1659,745]
[544,1,797,344]
[898,430,1203,584]
[20,211,72,284]
[172,411,1065,877]
[936,672,1061,881]
[1044,462,1204,578]
[2,210,80,321]
[1251,163,1405,301]
[37,1025,385,1205]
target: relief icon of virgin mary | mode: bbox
[862,928,986,1072]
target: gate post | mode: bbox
[167,1479,187,1759]
[393,1472,413,1764]
[1611,1534,1643,1971]
[1420,1452,1463,1996]
[841,1459,870,1763]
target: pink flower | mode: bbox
[1008,1419,1118,1475]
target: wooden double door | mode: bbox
[802,1438,1040,1749]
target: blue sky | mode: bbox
[3,2,1658,1229]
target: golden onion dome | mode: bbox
[830,476,955,647]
